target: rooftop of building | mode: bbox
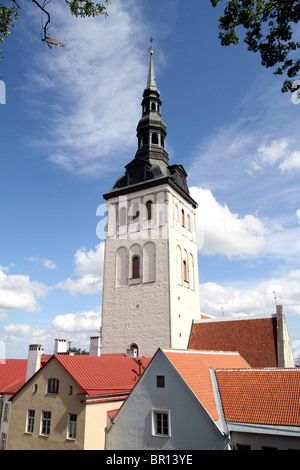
[216,368,300,427]
[162,348,250,421]
[189,313,278,368]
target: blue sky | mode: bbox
[1,0,300,359]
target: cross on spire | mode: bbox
[148,36,154,55]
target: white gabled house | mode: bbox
[105,348,250,450]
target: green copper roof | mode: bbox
[146,53,159,93]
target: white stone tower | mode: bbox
[100,51,201,357]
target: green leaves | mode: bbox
[67,0,111,18]
[210,0,300,92]
[0,3,19,56]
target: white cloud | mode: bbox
[297,209,300,223]
[26,0,149,175]
[190,186,268,258]
[56,243,104,295]
[200,269,300,318]
[52,308,101,333]
[43,259,57,270]
[258,138,290,166]
[279,150,300,173]
[0,269,48,313]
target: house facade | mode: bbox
[105,348,250,450]
[7,354,150,450]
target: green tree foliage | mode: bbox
[211,0,300,92]
[69,347,89,355]
[0,0,111,57]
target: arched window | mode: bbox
[47,378,59,394]
[132,256,140,279]
[146,200,152,220]
[143,134,149,146]
[183,260,187,282]
[130,343,139,357]
[151,102,156,111]
[181,209,185,227]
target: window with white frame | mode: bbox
[152,409,170,437]
[67,413,77,439]
[40,411,51,436]
[26,409,35,433]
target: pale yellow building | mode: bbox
[7,354,150,450]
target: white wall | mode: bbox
[106,350,230,450]
[101,183,201,357]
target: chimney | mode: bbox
[126,348,138,358]
[54,339,68,355]
[89,336,101,356]
[26,344,44,381]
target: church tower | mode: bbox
[100,50,201,357]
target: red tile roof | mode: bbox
[163,349,250,421]
[55,354,151,396]
[216,369,300,427]
[0,359,27,395]
[189,315,278,367]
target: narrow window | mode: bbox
[68,385,73,395]
[33,384,38,393]
[156,376,165,388]
[67,414,77,439]
[26,410,35,433]
[151,102,156,111]
[132,256,140,279]
[146,200,152,220]
[1,433,7,451]
[181,209,185,227]
[3,404,9,422]
[41,411,51,436]
[152,133,159,145]
[183,260,187,282]
[47,378,59,394]
[143,134,148,146]
[153,411,170,437]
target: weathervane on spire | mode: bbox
[148,36,154,55]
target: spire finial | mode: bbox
[148,36,154,55]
